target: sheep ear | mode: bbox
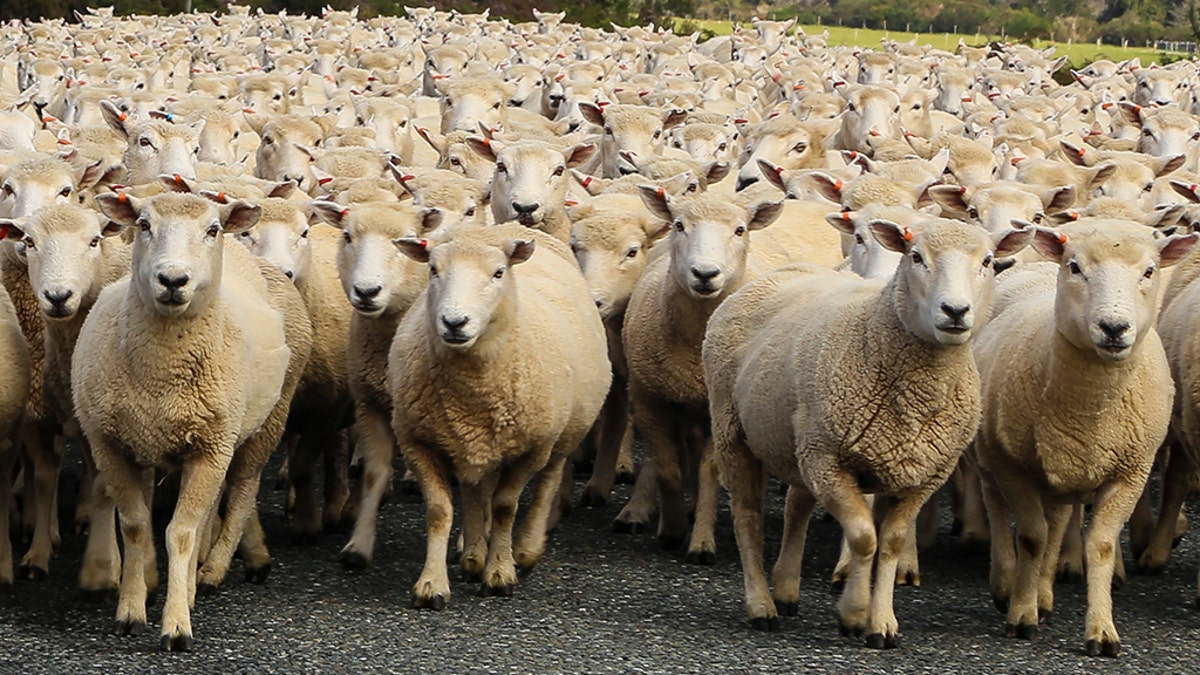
[637,184,674,222]
[1146,203,1185,229]
[101,219,125,237]
[77,159,105,191]
[243,110,268,136]
[393,236,430,262]
[221,201,261,234]
[928,148,950,175]
[662,107,688,129]
[564,142,596,168]
[158,173,193,193]
[1041,185,1075,213]
[421,207,444,233]
[0,218,25,241]
[867,219,912,253]
[757,159,787,191]
[809,172,845,204]
[1158,232,1200,268]
[1087,163,1115,190]
[1170,180,1200,203]
[1154,154,1186,177]
[309,200,348,227]
[100,100,129,138]
[641,216,672,243]
[993,221,1034,258]
[465,136,499,162]
[415,126,446,154]
[504,238,536,265]
[1030,226,1067,263]
[1059,140,1089,166]
[578,102,605,127]
[269,181,297,199]
[926,184,970,214]
[94,192,141,226]
[746,200,783,231]
[824,210,857,236]
[704,161,730,186]
[1117,101,1144,126]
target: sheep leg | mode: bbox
[287,430,323,544]
[636,398,689,549]
[74,439,97,535]
[1135,445,1191,574]
[237,513,271,580]
[980,473,1016,612]
[811,467,876,637]
[482,451,547,596]
[832,495,874,589]
[957,456,990,554]
[1005,481,1048,639]
[321,428,351,533]
[459,478,493,582]
[613,450,657,534]
[714,423,775,629]
[615,413,636,484]
[1056,504,1085,582]
[580,385,629,507]
[78,471,120,600]
[0,440,15,589]
[771,483,816,616]
[514,454,570,572]
[1039,503,1072,621]
[19,426,62,580]
[339,405,395,570]
[1083,478,1143,658]
[407,442,454,610]
[685,439,719,565]
[895,495,927,587]
[866,491,931,648]
[98,450,153,639]
[161,457,231,652]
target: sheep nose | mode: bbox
[43,289,73,306]
[1155,99,1172,107]
[441,314,468,330]
[283,174,305,187]
[157,272,189,290]
[940,303,970,323]
[511,201,539,214]
[691,265,720,281]
[353,283,382,299]
[1099,320,1130,340]
[735,175,758,191]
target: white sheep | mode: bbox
[0,277,30,590]
[82,192,312,651]
[390,223,610,605]
[704,216,1031,645]
[973,221,1195,657]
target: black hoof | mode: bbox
[578,490,607,508]
[112,619,147,637]
[612,519,646,535]
[992,595,1009,613]
[78,587,116,603]
[684,549,716,565]
[197,582,219,597]
[244,563,271,584]
[838,621,864,637]
[865,632,899,649]
[615,470,635,485]
[160,633,194,652]
[1056,568,1084,583]
[900,570,919,586]
[412,593,447,610]
[461,568,483,583]
[830,578,846,593]
[18,565,47,582]
[657,534,685,551]
[481,582,514,598]
[1085,638,1120,657]
[339,550,369,571]
[1005,622,1037,639]
[1038,608,1052,624]
[749,615,779,632]
[774,599,799,616]
[1172,535,1184,549]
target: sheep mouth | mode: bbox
[516,213,539,226]
[440,331,476,348]
[350,299,383,315]
[689,282,722,298]
[1096,342,1132,360]
[42,304,76,320]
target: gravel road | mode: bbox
[2,453,1199,675]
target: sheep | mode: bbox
[703,216,1032,644]
[309,201,443,570]
[415,127,496,184]
[0,279,30,590]
[437,76,567,140]
[389,223,610,606]
[928,182,1075,234]
[578,102,688,178]
[233,198,353,540]
[392,168,490,235]
[246,113,325,191]
[82,192,311,651]
[101,101,202,186]
[735,116,831,191]
[973,221,1195,657]
[831,85,902,155]
[615,188,791,560]
[466,137,596,243]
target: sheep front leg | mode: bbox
[286,430,324,544]
[634,397,690,550]
[1039,504,1072,621]
[580,384,630,507]
[514,454,570,572]
[406,443,453,610]
[810,465,876,638]
[1135,445,1192,574]
[866,491,932,649]
[18,426,62,580]
[339,405,396,570]
[322,429,352,532]
[1056,504,1084,583]
[459,476,494,582]
[980,471,1016,613]
[482,450,548,597]
[714,424,774,629]
[95,450,153,639]
[613,450,657,534]
[771,483,816,616]
[1082,478,1144,658]
[1004,481,1048,639]
[957,455,990,554]
[685,439,719,564]
[78,472,120,600]
[0,441,16,589]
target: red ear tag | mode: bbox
[959,185,967,194]
[1057,233,1068,244]
[774,165,784,175]
[401,174,415,182]
[217,192,227,203]
[564,199,578,207]
[901,228,913,242]
[481,137,491,147]
[117,192,129,203]
[840,211,852,221]
[340,209,350,218]
[655,187,665,198]
[833,179,844,191]
[117,113,127,122]
[1076,147,1085,158]
[318,177,333,186]
[418,238,429,248]
[581,176,592,187]
[173,174,184,186]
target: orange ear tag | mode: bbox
[1057,233,1068,244]
[901,228,913,242]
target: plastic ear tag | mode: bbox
[1057,233,1068,244]
[901,228,913,242]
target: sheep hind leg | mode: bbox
[1039,503,1072,623]
[980,472,1016,614]
[286,430,324,545]
[581,386,630,507]
[1082,478,1143,658]
[321,429,351,533]
[865,491,933,649]
[721,445,774,630]
[339,407,395,570]
[514,454,570,573]
[685,439,719,565]
[613,451,656,534]
[771,484,816,617]
[0,440,15,590]
[18,425,61,580]
[459,476,495,582]
[811,466,876,638]
[1056,504,1085,583]
[78,471,120,601]
[407,443,454,610]
[160,456,231,652]
[957,455,991,555]
[1005,481,1048,640]
[1135,446,1192,575]
[615,416,635,484]
[482,450,547,598]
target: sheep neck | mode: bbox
[661,262,741,348]
[1044,327,1149,417]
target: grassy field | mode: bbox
[676,20,1175,68]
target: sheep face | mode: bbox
[1135,108,1200,158]
[856,53,896,85]
[825,206,914,280]
[1030,222,1197,361]
[669,123,738,163]
[439,78,511,135]
[323,202,438,319]
[0,205,117,319]
[194,114,241,166]
[472,139,595,229]
[838,85,901,154]
[105,103,203,186]
[422,46,471,97]
[24,59,63,109]
[395,171,488,238]
[933,67,973,115]
[570,210,667,319]
[252,117,323,191]
[96,193,260,319]
[1132,69,1185,108]
[235,200,311,283]
[0,157,98,219]
[398,237,533,350]
[736,118,822,191]
[581,104,688,179]
[641,189,782,300]
[872,218,1030,346]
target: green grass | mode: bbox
[676,20,1175,68]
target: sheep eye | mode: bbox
[89,236,101,248]
[625,246,639,258]
[343,231,352,243]
[465,206,476,217]
[139,137,153,147]
[911,250,924,265]
[673,141,682,148]
[552,166,564,177]
[652,129,662,139]
[604,127,613,136]
[1143,183,1153,193]
[59,186,72,197]
[1143,127,1153,137]
[205,225,220,238]
[496,162,508,174]
[449,157,462,166]
[673,220,684,232]
[263,136,274,145]
[21,236,35,249]
[893,105,901,113]
[717,143,727,152]
[1,184,11,196]
[855,234,865,245]
[1144,265,1156,279]
[734,225,746,237]
[1068,260,1082,275]
[982,254,993,268]
[273,93,281,100]
[429,265,438,277]
[240,231,252,238]
[493,267,504,279]
[792,142,807,152]
[138,219,150,233]
[967,206,979,219]
[846,103,856,112]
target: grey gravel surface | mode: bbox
[2,454,1200,675]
